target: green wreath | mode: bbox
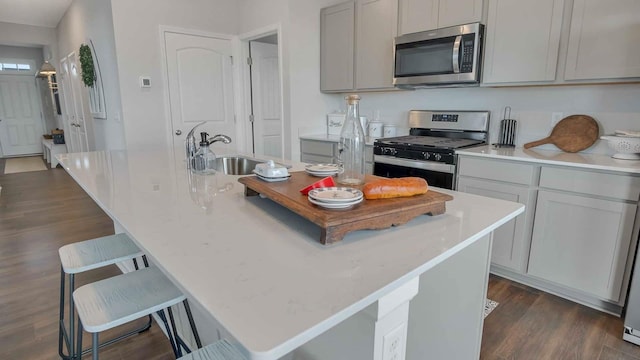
[79,44,95,87]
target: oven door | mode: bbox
[374,155,455,190]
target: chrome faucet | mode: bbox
[185,122,232,169]
[208,134,232,145]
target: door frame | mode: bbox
[159,26,245,158]
[238,24,287,159]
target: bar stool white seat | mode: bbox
[178,339,246,360]
[74,266,202,359]
[58,233,147,359]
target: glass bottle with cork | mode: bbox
[337,94,366,185]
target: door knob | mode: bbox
[175,130,182,135]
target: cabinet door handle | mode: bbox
[175,130,182,135]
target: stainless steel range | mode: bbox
[373,110,490,189]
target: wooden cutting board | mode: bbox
[524,115,599,153]
[238,172,453,244]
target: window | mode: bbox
[0,62,31,71]
[0,59,36,75]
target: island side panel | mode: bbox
[290,234,492,360]
[406,233,492,359]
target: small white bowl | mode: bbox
[600,135,640,160]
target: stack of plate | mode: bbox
[305,164,341,177]
[307,187,363,210]
[252,169,291,182]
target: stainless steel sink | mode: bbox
[215,156,288,175]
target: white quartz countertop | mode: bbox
[457,145,640,174]
[57,148,523,360]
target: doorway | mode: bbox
[241,28,285,160]
[0,70,45,156]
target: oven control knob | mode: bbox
[434,153,442,161]
[421,152,430,160]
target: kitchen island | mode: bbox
[57,148,523,360]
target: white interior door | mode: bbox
[67,53,92,152]
[0,74,45,156]
[164,31,235,157]
[59,57,80,152]
[250,41,282,158]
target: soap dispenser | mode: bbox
[193,132,217,174]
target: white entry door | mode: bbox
[0,75,45,156]
[164,31,235,156]
[249,41,282,158]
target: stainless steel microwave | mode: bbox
[393,23,484,88]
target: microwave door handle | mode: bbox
[452,35,462,74]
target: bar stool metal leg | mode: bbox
[167,307,183,357]
[184,300,202,349]
[76,320,82,360]
[69,273,75,358]
[58,266,68,359]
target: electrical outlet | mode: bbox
[382,325,405,360]
[551,112,564,126]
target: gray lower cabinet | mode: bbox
[300,138,373,174]
[457,177,536,273]
[457,155,640,313]
[528,190,637,302]
[300,139,336,164]
[527,166,640,303]
[457,156,537,273]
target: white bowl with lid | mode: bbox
[254,160,289,178]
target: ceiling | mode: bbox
[0,0,72,28]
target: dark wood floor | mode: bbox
[2,161,640,359]
[0,160,174,359]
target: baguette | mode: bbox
[363,177,428,200]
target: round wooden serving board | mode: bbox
[524,115,599,153]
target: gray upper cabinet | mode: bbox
[320,2,355,92]
[355,0,398,90]
[564,0,640,81]
[482,0,564,85]
[321,0,397,92]
[398,0,482,35]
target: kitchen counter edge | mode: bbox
[457,145,640,175]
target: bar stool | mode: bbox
[178,339,246,360]
[58,233,148,359]
[73,266,202,359]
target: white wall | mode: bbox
[0,21,57,63]
[347,83,640,155]
[0,44,44,69]
[239,0,343,161]
[57,0,126,151]
[110,0,241,152]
